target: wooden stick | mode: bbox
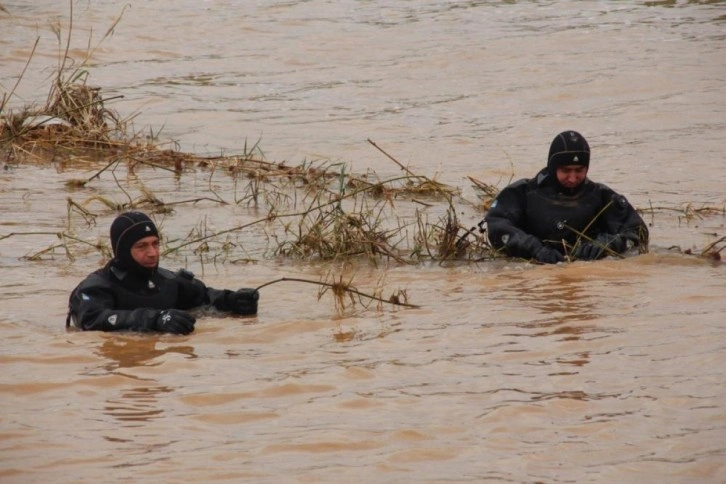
[367,138,420,179]
[254,276,421,308]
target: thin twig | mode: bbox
[367,138,420,179]
[700,235,726,257]
[254,277,421,308]
[0,231,63,241]
[87,154,122,181]
[1,37,39,113]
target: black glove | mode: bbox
[534,246,564,264]
[155,309,196,334]
[574,234,625,260]
[223,288,259,316]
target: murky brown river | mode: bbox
[1,1,725,482]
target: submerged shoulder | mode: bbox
[588,178,632,197]
[588,181,633,205]
[75,269,112,291]
[498,177,531,197]
[69,270,114,305]
[588,179,615,193]
[156,267,178,280]
[508,177,530,189]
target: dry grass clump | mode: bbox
[467,175,499,211]
[275,194,406,263]
[1,83,126,161]
[410,206,495,262]
[1,4,131,162]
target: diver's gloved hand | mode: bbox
[155,309,196,334]
[223,288,259,316]
[534,246,564,264]
[574,233,625,260]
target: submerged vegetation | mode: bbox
[1,3,724,285]
[0,17,497,268]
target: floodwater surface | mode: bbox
[1,1,725,483]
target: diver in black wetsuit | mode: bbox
[485,131,648,264]
[67,211,259,334]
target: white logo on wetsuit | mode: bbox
[108,314,118,325]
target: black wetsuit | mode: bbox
[486,168,648,260]
[66,261,231,332]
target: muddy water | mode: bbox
[1,1,725,483]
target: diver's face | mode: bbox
[130,235,160,268]
[556,165,588,188]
